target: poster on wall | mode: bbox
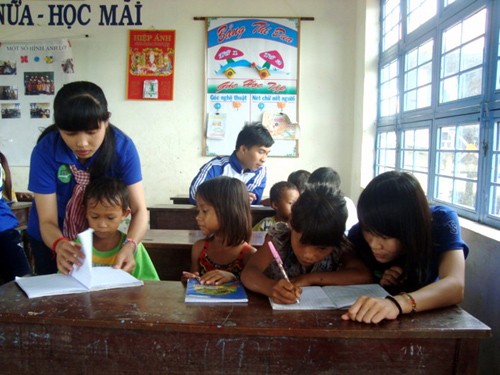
[204,17,300,157]
[0,39,74,166]
[127,30,175,100]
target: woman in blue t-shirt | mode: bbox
[342,171,468,324]
[27,81,147,275]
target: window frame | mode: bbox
[376,0,500,229]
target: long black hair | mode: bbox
[357,171,432,290]
[38,81,116,179]
[196,177,252,246]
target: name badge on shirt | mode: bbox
[57,164,72,183]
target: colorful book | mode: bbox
[269,284,388,310]
[185,278,248,303]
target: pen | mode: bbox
[182,271,201,281]
[267,241,300,304]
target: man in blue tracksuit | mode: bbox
[189,122,274,205]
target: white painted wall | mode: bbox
[4,0,379,206]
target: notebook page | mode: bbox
[269,286,336,310]
[70,228,94,289]
[322,284,388,309]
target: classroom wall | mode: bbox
[459,223,500,375]
[5,0,375,206]
[3,1,499,371]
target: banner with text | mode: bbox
[205,17,300,157]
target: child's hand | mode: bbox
[55,240,84,275]
[114,246,136,273]
[181,271,200,286]
[182,271,200,280]
[270,279,302,304]
[380,266,403,287]
[248,192,257,204]
[341,295,400,324]
[200,270,236,285]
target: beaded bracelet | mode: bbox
[400,292,417,313]
[51,236,69,254]
[122,238,138,254]
[385,295,403,315]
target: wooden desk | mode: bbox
[169,194,191,204]
[148,204,274,229]
[143,229,266,281]
[0,281,490,374]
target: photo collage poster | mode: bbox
[205,18,300,157]
[0,39,74,166]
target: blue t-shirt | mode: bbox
[0,167,18,232]
[27,126,142,241]
[348,205,469,291]
[189,151,267,205]
[0,198,18,232]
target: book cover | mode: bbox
[185,278,248,303]
[269,284,388,310]
[15,228,143,299]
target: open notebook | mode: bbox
[269,284,388,310]
[16,228,143,298]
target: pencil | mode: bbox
[267,241,300,304]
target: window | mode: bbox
[439,9,486,103]
[382,0,402,51]
[435,121,479,209]
[404,40,433,111]
[407,0,436,33]
[491,120,500,217]
[401,127,430,192]
[376,0,500,229]
[376,130,397,172]
[380,60,400,116]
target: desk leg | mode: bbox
[453,338,480,374]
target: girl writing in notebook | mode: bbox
[342,171,468,324]
[186,176,257,285]
[27,81,147,275]
[241,183,371,304]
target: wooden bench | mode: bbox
[142,229,266,280]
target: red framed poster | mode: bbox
[127,30,175,100]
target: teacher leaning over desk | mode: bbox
[26,81,147,276]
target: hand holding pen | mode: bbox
[268,241,301,304]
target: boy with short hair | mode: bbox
[287,169,311,194]
[80,177,159,281]
[241,183,371,304]
[308,167,358,233]
[189,122,274,205]
[253,181,299,232]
